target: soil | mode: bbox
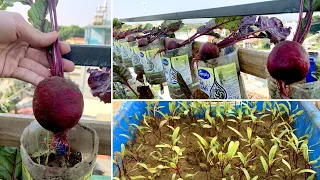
[31,148,82,168]
[119,107,313,180]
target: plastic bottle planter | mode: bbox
[163,43,199,99]
[20,120,99,180]
[139,38,166,84]
[113,39,123,65]
[267,51,320,99]
[197,46,247,99]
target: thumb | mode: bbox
[15,14,58,47]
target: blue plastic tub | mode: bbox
[113,101,320,178]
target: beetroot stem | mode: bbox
[294,0,305,42]
[298,0,313,44]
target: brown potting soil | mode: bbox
[31,148,82,168]
[121,114,311,180]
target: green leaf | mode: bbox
[130,176,146,180]
[170,162,176,169]
[172,127,180,143]
[159,120,168,129]
[252,176,258,180]
[237,152,246,165]
[269,144,278,165]
[0,147,22,180]
[281,159,291,170]
[27,0,54,33]
[202,124,212,129]
[193,133,208,147]
[223,164,231,175]
[113,65,133,84]
[301,143,309,162]
[247,127,252,140]
[295,109,304,116]
[227,141,239,158]
[260,156,268,173]
[298,169,317,174]
[214,16,243,31]
[172,146,182,156]
[307,173,316,180]
[241,167,251,180]
[279,104,289,115]
[155,144,171,148]
[144,23,153,30]
[119,134,131,140]
[227,126,244,139]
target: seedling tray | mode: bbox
[113,101,320,178]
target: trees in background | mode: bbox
[59,25,85,41]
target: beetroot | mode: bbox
[199,42,220,60]
[127,36,136,42]
[33,77,84,133]
[138,38,149,47]
[118,32,126,39]
[166,40,179,50]
[267,41,309,85]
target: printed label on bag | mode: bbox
[198,63,241,99]
[131,46,142,66]
[120,42,132,62]
[140,48,164,74]
[163,54,192,87]
[113,41,121,56]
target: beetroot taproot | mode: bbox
[267,41,309,85]
[199,42,220,60]
[33,76,84,133]
[166,40,179,50]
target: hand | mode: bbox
[0,10,75,86]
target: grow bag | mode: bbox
[139,38,166,84]
[197,46,247,99]
[21,120,99,180]
[163,43,199,99]
[113,101,320,178]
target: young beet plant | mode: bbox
[267,0,320,97]
[18,0,85,159]
[151,127,197,180]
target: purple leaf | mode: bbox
[242,15,257,25]
[87,68,111,104]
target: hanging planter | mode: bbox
[163,42,199,99]
[197,46,247,99]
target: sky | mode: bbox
[113,0,308,23]
[7,0,111,27]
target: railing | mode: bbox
[0,114,111,155]
[120,0,301,22]
[62,44,111,68]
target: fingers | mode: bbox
[25,46,75,72]
[12,67,45,86]
[14,13,58,47]
[19,58,51,78]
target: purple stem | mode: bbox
[294,0,305,42]
[28,0,33,5]
[52,0,64,77]
[217,28,270,49]
[177,17,242,48]
[298,0,313,44]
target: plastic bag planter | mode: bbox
[139,38,166,85]
[21,120,99,180]
[197,46,247,99]
[163,43,200,99]
[113,101,320,178]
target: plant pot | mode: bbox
[163,43,199,99]
[20,120,99,180]
[197,46,247,99]
[139,38,166,84]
